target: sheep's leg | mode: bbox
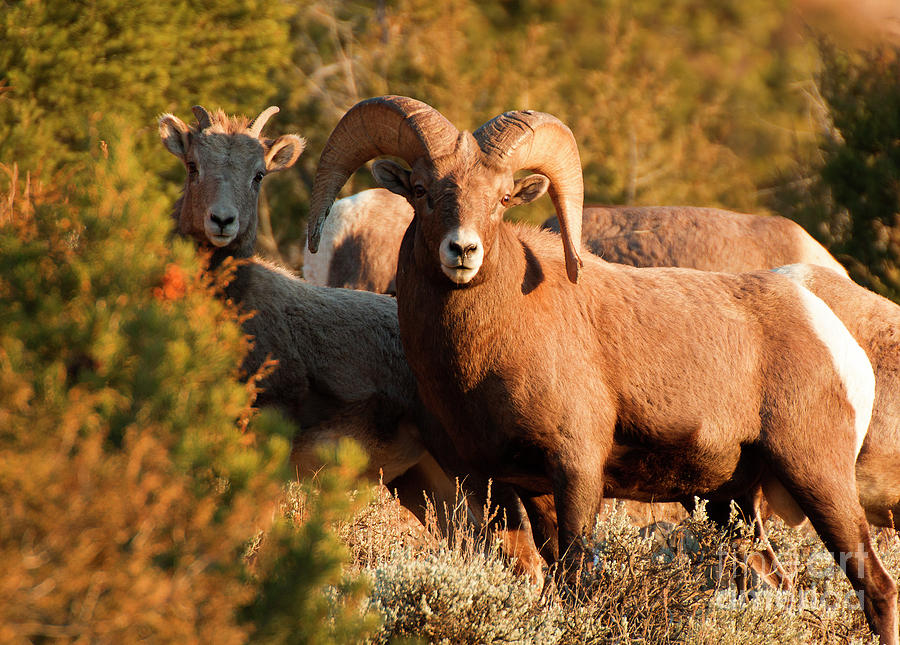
[394,462,545,583]
[519,491,559,563]
[746,487,793,590]
[388,451,468,539]
[771,454,898,644]
[551,450,606,582]
[699,493,792,592]
[488,484,547,584]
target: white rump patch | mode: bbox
[780,270,875,456]
[303,192,358,285]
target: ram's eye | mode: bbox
[253,171,266,186]
[413,185,427,199]
[187,161,198,176]
[501,193,511,206]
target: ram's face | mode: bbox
[373,136,550,286]
[413,156,503,285]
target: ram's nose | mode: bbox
[439,227,484,284]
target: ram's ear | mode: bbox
[265,134,305,173]
[371,159,413,200]
[508,174,550,207]
[158,114,190,159]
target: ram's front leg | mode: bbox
[550,442,607,585]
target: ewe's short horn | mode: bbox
[308,95,459,253]
[475,111,584,284]
[191,105,213,131]
[249,106,280,138]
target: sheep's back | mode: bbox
[543,206,847,276]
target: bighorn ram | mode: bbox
[307,95,897,643]
[303,188,412,294]
[157,105,545,580]
[543,205,848,276]
[775,264,900,528]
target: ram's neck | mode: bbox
[396,223,525,392]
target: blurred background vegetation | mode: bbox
[2,0,900,640]
[2,0,899,288]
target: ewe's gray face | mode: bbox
[373,136,550,286]
[181,132,267,248]
[159,109,304,254]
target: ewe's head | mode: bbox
[159,105,304,257]
[307,96,584,285]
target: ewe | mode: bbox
[157,105,462,542]
[307,95,897,644]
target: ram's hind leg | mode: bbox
[768,444,898,644]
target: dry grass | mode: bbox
[277,482,899,644]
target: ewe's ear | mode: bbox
[264,134,305,173]
[508,174,550,207]
[158,114,190,159]
[371,160,413,200]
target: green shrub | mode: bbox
[245,439,379,645]
[0,131,373,643]
[767,41,900,301]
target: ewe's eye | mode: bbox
[187,161,198,177]
[413,185,427,199]
[501,193,511,206]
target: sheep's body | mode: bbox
[308,96,898,643]
[543,205,848,276]
[225,257,423,482]
[544,207,897,529]
[775,264,900,527]
[303,188,412,294]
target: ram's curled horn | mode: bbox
[191,105,213,131]
[475,111,584,284]
[307,95,460,253]
[248,106,280,138]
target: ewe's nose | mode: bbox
[210,212,236,232]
